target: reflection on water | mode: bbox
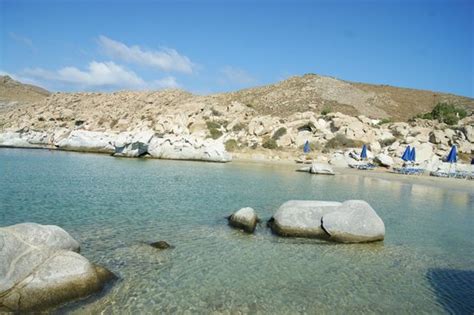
[0,148,473,313]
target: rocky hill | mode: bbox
[0,74,472,169]
[0,75,50,112]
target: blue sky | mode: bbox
[1,0,473,96]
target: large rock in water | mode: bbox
[0,223,115,312]
[270,200,385,243]
[228,207,259,233]
[321,200,385,243]
[270,200,342,238]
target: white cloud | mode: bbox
[219,66,256,85]
[152,76,179,89]
[9,32,36,52]
[23,61,179,90]
[24,61,145,88]
[98,35,195,74]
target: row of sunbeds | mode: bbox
[351,162,473,180]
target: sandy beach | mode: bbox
[231,153,474,193]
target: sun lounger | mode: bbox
[350,163,376,170]
[394,167,425,175]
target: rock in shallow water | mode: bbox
[269,200,341,238]
[228,207,259,233]
[269,200,385,243]
[321,200,385,243]
[149,240,173,249]
[0,223,116,312]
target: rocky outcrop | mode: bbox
[374,153,394,167]
[56,130,115,153]
[149,135,231,162]
[228,207,259,233]
[113,130,155,157]
[0,223,115,312]
[0,130,232,163]
[269,200,385,243]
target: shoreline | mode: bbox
[1,145,473,192]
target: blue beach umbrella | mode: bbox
[446,145,457,163]
[360,144,368,160]
[410,147,416,162]
[303,140,310,154]
[401,146,411,161]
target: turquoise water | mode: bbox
[1,148,473,314]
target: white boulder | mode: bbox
[228,207,259,233]
[0,223,115,312]
[321,200,385,243]
[310,163,335,175]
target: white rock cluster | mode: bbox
[269,200,385,243]
[0,223,115,312]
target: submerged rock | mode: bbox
[269,200,385,243]
[149,240,173,249]
[321,200,385,243]
[0,223,116,312]
[228,207,259,233]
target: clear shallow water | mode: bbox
[1,148,473,314]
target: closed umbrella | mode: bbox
[446,145,457,176]
[401,146,411,162]
[360,144,367,160]
[303,140,310,154]
[446,145,457,163]
[410,147,416,163]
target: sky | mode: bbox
[0,0,473,96]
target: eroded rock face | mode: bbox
[270,200,385,243]
[321,200,385,243]
[149,135,231,162]
[0,223,115,312]
[56,130,116,153]
[228,207,259,233]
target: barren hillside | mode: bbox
[0,73,472,133]
[0,75,50,112]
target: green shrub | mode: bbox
[206,121,221,130]
[209,128,223,139]
[378,118,392,125]
[414,102,467,125]
[211,108,222,116]
[324,134,364,149]
[225,139,238,152]
[271,127,287,140]
[321,106,332,116]
[232,123,246,132]
[262,138,278,149]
